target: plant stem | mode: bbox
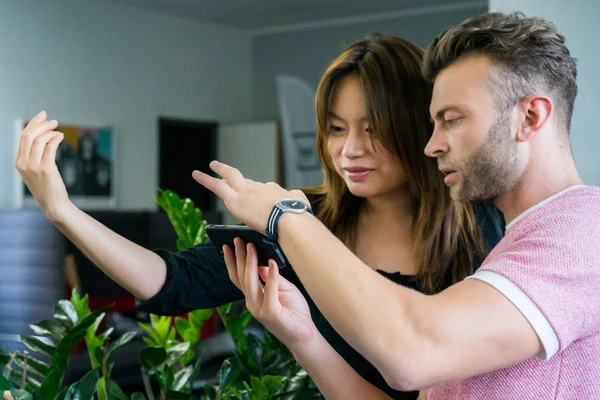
[141,367,156,400]
[20,351,28,390]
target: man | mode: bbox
[193,12,599,399]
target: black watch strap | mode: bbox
[266,203,313,241]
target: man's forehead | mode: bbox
[430,55,495,114]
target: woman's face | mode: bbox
[326,74,406,199]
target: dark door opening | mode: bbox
[159,118,217,211]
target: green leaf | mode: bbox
[106,379,128,400]
[19,336,55,358]
[179,348,195,367]
[63,369,99,400]
[261,375,285,395]
[217,358,242,391]
[93,347,105,369]
[163,367,175,392]
[247,334,264,374]
[189,309,213,330]
[70,287,82,304]
[174,318,190,339]
[107,332,137,356]
[171,366,193,391]
[97,376,107,400]
[7,369,40,392]
[165,342,190,367]
[53,300,79,328]
[10,388,33,400]
[142,337,158,347]
[55,387,68,400]
[188,351,203,392]
[139,347,167,373]
[0,375,13,390]
[138,323,161,347]
[0,355,11,369]
[166,328,176,347]
[217,303,232,316]
[38,305,112,400]
[165,391,191,400]
[223,311,253,348]
[29,320,67,341]
[107,362,115,379]
[130,392,147,400]
[13,353,49,379]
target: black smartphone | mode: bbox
[206,224,288,268]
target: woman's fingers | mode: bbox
[29,131,61,166]
[243,243,263,311]
[234,237,247,291]
[262,260,280,312]
[19,120,58,163]
[223,244,242,290]
[42,132,64,167]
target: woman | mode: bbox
[15,34,503,399]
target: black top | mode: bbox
[138,202,505,399]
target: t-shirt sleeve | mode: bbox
[467,212,600,360]
[137,241,244,316]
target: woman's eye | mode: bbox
[328,125,344,133]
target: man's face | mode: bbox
[425,55,524,202]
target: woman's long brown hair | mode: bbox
[304,34,487,294]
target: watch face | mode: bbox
[279,199,308,211]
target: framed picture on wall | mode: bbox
[16,120,117,210]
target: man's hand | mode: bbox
[192,161,310,234]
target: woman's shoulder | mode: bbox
[472,201,506,250]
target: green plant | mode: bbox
[0,297,111,399]
[153,189,321,400]
[70,288,138,400]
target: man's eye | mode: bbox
[445,118,462,127]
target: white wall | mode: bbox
[0,0,253,210]
[251,3,488,120]
[490,0,600,186]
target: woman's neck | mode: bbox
[362,187,415,227]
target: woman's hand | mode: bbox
[223,238,316,348]
[14,111,71,221]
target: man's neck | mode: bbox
[494,145,584,224]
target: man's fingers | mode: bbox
[223,245,242,290]
[244,243,263,310]
[192,169,236,201]
[208,161,247,191]
[30,131,61,166]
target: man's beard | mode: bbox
[450,111,522,203]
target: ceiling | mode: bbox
[93,0,478,32]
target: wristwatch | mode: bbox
[265,199,313,241]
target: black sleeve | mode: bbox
[137,241,244,316]
[472,201,506,270]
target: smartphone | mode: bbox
[206,224,288,268]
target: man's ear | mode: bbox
[516,94,553,143]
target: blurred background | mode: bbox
[0,0,597,396]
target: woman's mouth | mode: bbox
[344,166,374,181]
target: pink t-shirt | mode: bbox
[429,185,600,400]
